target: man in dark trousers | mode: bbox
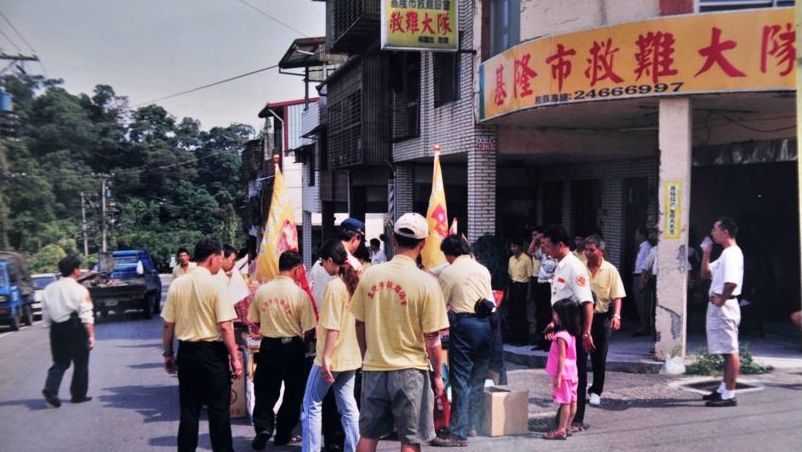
[41,255,95,408]
[162,238,243,452]
[248,251,317,449]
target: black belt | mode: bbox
[451,312,485,319]
[262,336,301,345]
[178,340,225,349]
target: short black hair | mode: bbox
[440,234,471,257]
[194,238,222,263]
[354,243,371,262]
[338,227,362,242]
[543,225,570,248]
[176,247,190,258]
[394,233,424,250]
[716,217,738,238]
[370,238,381,248]
[317,239,347,265]
[223,244,237,259]
[278,251,303,271]
[58,255,82,277]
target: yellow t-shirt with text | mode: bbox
[248,276,317,338]
[314,277,361,372]
[350,255,449,371]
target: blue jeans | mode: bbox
[448,314,492,439]
[301,365,359,452]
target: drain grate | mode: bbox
[670,377,764,395]
[528,416,555,432]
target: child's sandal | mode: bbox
[543,429,567,440]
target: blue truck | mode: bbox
[82,250,162,319]
[0,251,35,330]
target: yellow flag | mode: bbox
[421,149,448,269]
[255,163,298,282]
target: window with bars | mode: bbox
[434,51,461,108]
[697,0,794,12]
[390,52,421,141]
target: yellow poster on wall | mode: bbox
[381,0,458,51]
[479,8,795,120]
[663,181,682,240]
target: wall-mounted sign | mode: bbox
[663,181,682,240]
[476,136,497,151]
[478,8,794,121]
[381,0,458,52]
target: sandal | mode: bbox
[543,429,567,440]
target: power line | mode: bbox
[235,0,306,37]
[0,27,21,52]
[0,9,37,53]
[132,64,278,107]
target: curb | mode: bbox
[504,349,663,374]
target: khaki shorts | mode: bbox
[359,369,435,444]
[706,299,741,354]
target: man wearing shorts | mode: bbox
[700,217,744,407]
[351,212,449,452]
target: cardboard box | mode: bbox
[230,348,247,419]
[480,387,529,437]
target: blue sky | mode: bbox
[2,0,325,130]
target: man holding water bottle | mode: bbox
[700,217,744,407]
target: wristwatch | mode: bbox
[582,332,591,339]
[612,314,621,320]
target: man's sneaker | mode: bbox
[430,435,468,447]
[588,393,601,406]
[702,390,721,401]
[251,432,270,450]
[706,397,737,407]
[42,389,61,408]
[71,396,92,403]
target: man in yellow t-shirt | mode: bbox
[431,235,494,447]
[171,247,197,279]
[351,212,449,451]
[506,239,532,344]
[247,251,317,449]
[584,235,626,408]
[161,238,242,452]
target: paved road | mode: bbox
[0,279,799,451]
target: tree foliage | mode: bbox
[0,74,253,268]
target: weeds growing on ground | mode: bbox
[685,343,772,375]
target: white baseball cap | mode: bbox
[394,213,428,240]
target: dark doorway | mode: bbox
[622,177,650,320]
[542,181,562,227]
[572,179,601,236]
[690,162,799,325]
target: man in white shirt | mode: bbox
[41,255,95,408]
[632,226,653,336]
[369,238,387,265]
[542,225,594,431]
[700,217,744,407]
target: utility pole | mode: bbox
[80,192,89,256]
[101,178,107,253]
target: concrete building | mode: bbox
[308,0,798,359]
[475,0,797,358]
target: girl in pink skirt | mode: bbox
[544,298,582,440]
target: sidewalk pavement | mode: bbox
[505,322,802,373]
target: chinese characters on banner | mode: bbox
[663,181,682,240]
[381,0,458,51]
[479,8,795,121]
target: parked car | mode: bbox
[31,273,58,320]
[81,250,162,319]
[0,251,35,330]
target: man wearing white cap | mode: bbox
[351,212,449,452]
